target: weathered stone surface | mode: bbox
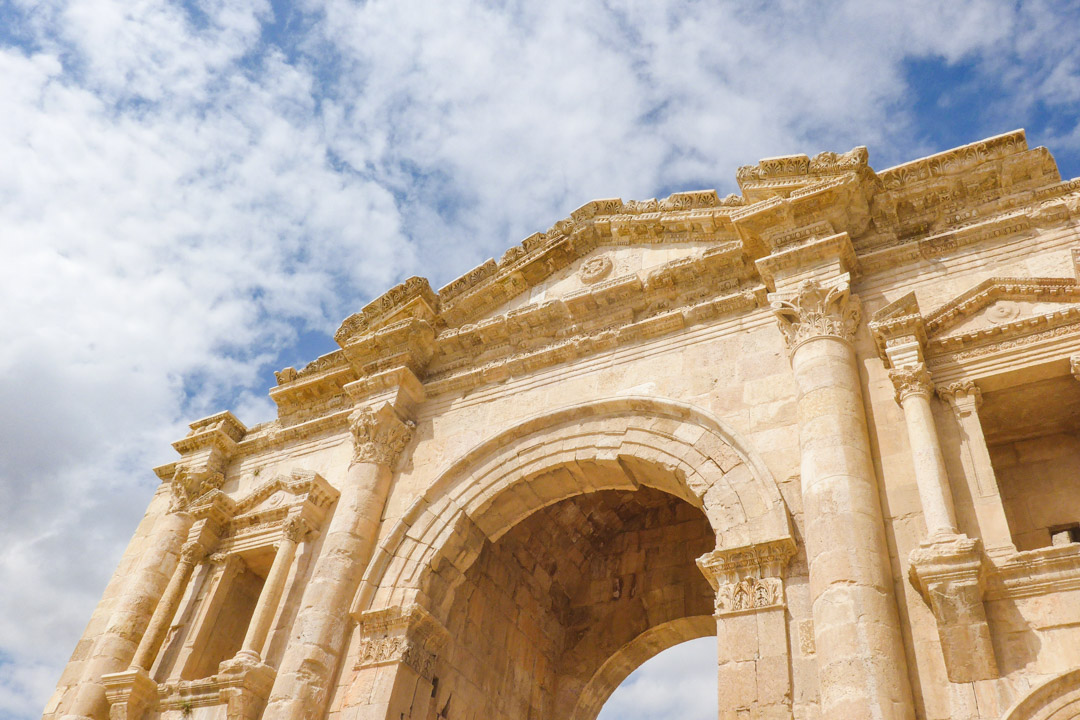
[46,131,1080,720]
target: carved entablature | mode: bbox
[335,277,439,347]
[258,131,1080,432]
[868,291,928,368]
[735,146,872,202]
[353,604,450,681]
[161,411,248,488]
[697,538,796,617]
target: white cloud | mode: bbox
[2,1,1080,719]
[597,637,717,720]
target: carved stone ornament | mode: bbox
[578,255,613,284]
[348,404,416,467]
[697,538,796,617]
[889,364,935,404]
[716,576,784,614]
[937,380,981,410]
[354,605,449,681]
[770,279,861,350]
[168,468,224,514]
[179,541,206,565]
[282,515,308,543]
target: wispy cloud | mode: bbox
[1,1,1079,718]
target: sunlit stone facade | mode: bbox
[45,131,1080,720]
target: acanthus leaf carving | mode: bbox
[348,404,416,467]
[889,364,935,404]
[697,538,796,617]
[770,279,861,349]
[168,468,224,514]
[354,605,448,680]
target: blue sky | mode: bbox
[1,1,1080,718]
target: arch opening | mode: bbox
[429,486,717,720]
[340,399,796,720]
[596,636,718,720]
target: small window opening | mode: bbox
[1049,523,1080,546]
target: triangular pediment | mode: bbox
[481,241,730,319]
[232,470,338,520]
[924,277,1080,340]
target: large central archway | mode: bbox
[335,397,796,719]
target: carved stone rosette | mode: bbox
[348,403,416,467]
[770,279,861,350]
[354,604,449,681]
[697,538,796,616]
[889,363,935,404]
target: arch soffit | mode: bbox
[354,396,793,615]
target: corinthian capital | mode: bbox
[770,279,861,350]
[889,364,934,404]
[349,403,416,467]
[937,380,981,411]
[179,540,206,565]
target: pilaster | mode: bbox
[871,307,1000,682]
[344,604,450,720]
[698,539,796,720]
[936,380,1016,555]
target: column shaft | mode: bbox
[129,541,203,672]
[264,461,389,719]
[939,383,1015,553]
[897,384,958,538]
[791,335,913,719]
[263,402,413,720]
[63,508,194,720]
[237,522,302,662]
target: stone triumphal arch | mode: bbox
[46,131,1080,719]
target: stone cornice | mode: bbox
[985,543,1080,600]
[172,131,1080,445]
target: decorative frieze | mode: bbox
[354,605,449,681]
[697,538,796,616]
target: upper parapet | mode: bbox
[262,129,1080,422]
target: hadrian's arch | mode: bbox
[340,397,795,719]
[47,131,1080,720]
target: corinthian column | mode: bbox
[771,277,914,719]
[234,516,308,664]
[888,363,958,539]
[62,472,203,720]
[130,540,205,672]
[263,402,415,720]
